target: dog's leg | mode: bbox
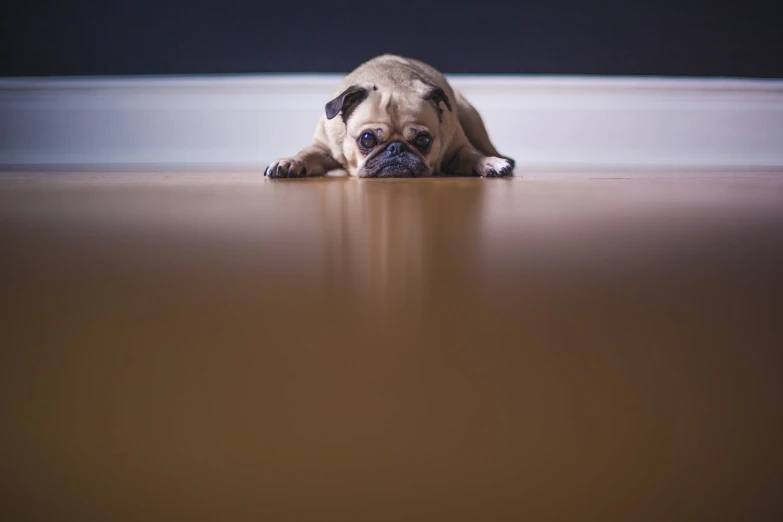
[454,90,515,168]
[442,135,514,178]
[266,120,342,178]
[265,142,342,178]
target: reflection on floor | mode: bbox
[1,171,782,521]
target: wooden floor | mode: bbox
[1,171,782,521]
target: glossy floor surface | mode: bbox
[1,172,782,521]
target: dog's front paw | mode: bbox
[265,158,308,178]
[475,157,513,178]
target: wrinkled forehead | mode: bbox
[345,89,440,136]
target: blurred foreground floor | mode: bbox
[1,171,782,521]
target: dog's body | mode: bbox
[265,55,513,178]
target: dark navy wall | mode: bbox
[2,1,780,77]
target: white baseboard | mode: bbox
[1,75,782,171]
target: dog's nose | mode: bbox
[385,141,408,157]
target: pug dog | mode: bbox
[264,54,514,178]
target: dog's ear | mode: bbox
[424,85,452,114]
[325,85,370,120]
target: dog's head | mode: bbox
[325,80,452,177]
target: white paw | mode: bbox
[475,157,513,177]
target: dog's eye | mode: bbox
[359,131,377,149]
[413,134,432,149]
